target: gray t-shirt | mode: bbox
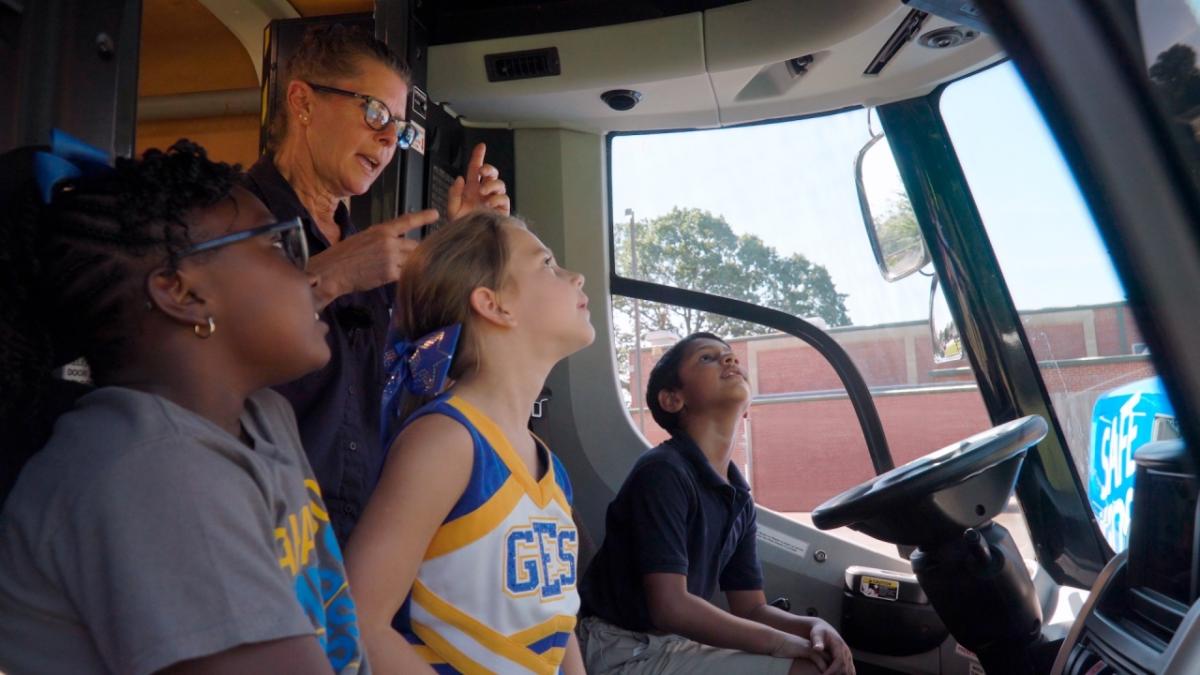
[0,387,368,675]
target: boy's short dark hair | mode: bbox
[645,332,729,433]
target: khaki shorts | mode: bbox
[579,616,795,675]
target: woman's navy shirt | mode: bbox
[244,156,394,546]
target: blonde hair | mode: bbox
[393,210,523,416]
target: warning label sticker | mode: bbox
[859,575,899,601]
[411,86,428,120]
[410,121,426,155]
[756,525,809,559]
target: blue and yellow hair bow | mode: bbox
[380,323,462,447]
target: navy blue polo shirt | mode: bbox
[580,434,762,632]
[244,156,394,546]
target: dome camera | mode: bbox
[601,89,642,111]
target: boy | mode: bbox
[579,333,854,675]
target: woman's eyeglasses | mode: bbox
[306,82,418,150]
[178,217,309,271]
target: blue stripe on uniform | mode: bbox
[401,630,459,674]
[528,631,571,654]
[550,453,573,506]
[403,397,513,523]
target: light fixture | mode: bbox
[918,26,979,49]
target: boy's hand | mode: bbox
[769,633,828,672]
[809,620,855,674]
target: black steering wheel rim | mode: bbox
[811,415,1048,532]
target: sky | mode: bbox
[610,61,1128,328]
[1139,0,1200,65]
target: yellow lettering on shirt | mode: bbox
[277,525,298,575]
[301,506,319,566]
[305,479,330,522]
[276,498,330,576]
[288,513,302,569]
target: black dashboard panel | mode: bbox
[1053,441,1199,674]
[1126,441,1199,610]
[1055,557,1159,674]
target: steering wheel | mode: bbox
[811,415,1048,546]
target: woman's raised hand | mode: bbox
[447,143,510,219]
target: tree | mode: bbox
[612,208,849,384]
[1148,44,1200,190]
[874,198,923,272]
[1149,44,1200,115]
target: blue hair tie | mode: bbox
[33,129,113,204]
[380,323,462,445]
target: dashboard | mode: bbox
[1053,441,1200,674]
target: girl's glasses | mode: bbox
[178,217,308,271]
[306,82,418,150]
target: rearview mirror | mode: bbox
[855,131,930,282]
[930,274,963,364]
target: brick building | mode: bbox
[623,301,1153,513]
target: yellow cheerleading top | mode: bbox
[394,395,579,674]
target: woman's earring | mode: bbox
[194,316,216,339]
[300,113,310,124]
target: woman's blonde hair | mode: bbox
[393,210,522,416]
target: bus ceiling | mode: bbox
[139,0,1003,133]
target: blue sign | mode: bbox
[1088,376,1175,552]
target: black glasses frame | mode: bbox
[305,81,418,150]
[178,217,309,271]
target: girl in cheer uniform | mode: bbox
[347,210,594,674]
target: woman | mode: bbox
[243,24,510,546]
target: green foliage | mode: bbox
[613,208,849,365]
[874,197,924,273]
[1147,44,1200,190]
[1150,44,1200,116]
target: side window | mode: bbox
[609,111,1031,559]
[941,62,1177,553]
[1136,0,1200,190]
[618,300,874,520]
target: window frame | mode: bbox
[983,0,1200,482]
[604,66,1118,587]
[878,85,1112,588]
[605,115,899,478]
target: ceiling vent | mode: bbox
[484,47,561,82]
[864,9,928,76]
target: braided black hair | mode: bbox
[0,139,240,493]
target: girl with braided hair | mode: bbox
[0,137,368,675]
